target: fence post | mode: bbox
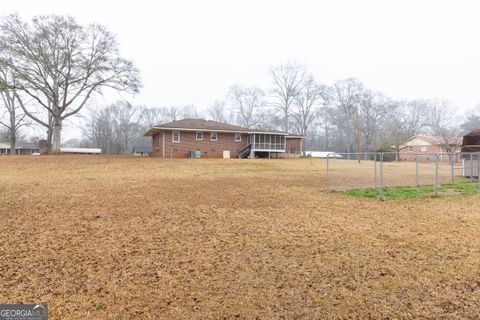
[434,154,439,197]
[379,153,384,201]
[470,153,474,182]
[415,155,419,187]
[374,153,377,190]
[450,153,454,184]
[477,153,480,191]
[326,154,330,191]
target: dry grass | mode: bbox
[1,156,480,319]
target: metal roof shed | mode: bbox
[461,129,480,153]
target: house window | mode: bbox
[172,131,180,143]
[196,132,203,140]
[235,133,241,142]
[408,146,413,152]
[210,132,218,141]
[421,146,427,152]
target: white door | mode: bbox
[223,150,230,159]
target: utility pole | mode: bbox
[355,105,361,163]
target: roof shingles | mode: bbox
[155,119,250,132]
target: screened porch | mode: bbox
[247,133,286,152]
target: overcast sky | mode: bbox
[2,0,480,139]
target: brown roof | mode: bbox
[461,128,480,152]
[463,128,480,137]
[152,119,250,132]
[145,118,296,136]
[412,135,463,145]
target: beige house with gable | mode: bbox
[399,135,462,162]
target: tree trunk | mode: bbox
[284,110,289,133]
[9,134,16,155]
[9,112,16,155]
[46,128,53,154]
[51,118,62,154]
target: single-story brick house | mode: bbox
[399,135,462,162]
[144,119,304,158]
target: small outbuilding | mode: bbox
[461,129,480,178]
[133,146,152,156]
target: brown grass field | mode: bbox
[1,156,480,319]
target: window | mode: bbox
[210,132,218,141]
[196,132,203,140]
[172,131,180,143]
[408,146,413,152]
[421,146,427,152]
[235,133,241,142]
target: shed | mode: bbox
[461,129,480,178]
[461,129,480,153]
[133,146,152,156]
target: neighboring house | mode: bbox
[399,135,462,162]
[0,141,40,155]
[144,118,304,158]
[133,146,152,156]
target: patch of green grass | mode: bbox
[312,298,329,308]
[344,182,479,200]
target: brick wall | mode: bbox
[152,131,248,158]
[399,144,461,162]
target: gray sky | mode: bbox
[2,0,480,139]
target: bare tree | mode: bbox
[228,85,265,128]
[360,91,393,152]
[291,76,325,138]
[326,78,364,154]
[0,14,141,153]
[207,100,228,123]
[269,62,307,132]
[0,58,31,154]
[167,105,199,122]
[387,100,430,160]
[426,99,456,136]
[82,106,114,154]
[140,106,170,129]
[83,101,145,154]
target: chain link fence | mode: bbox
[325,152,480,200]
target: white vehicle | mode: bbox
[305,151,343,158]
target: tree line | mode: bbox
[1,14,478,155]
[80,62,472,155]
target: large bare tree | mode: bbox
[269,62,307,132]
[0,14,141,153]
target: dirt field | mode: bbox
[1,156,480,319]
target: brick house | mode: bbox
[399,135,462,162]
[144,119,304,158]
